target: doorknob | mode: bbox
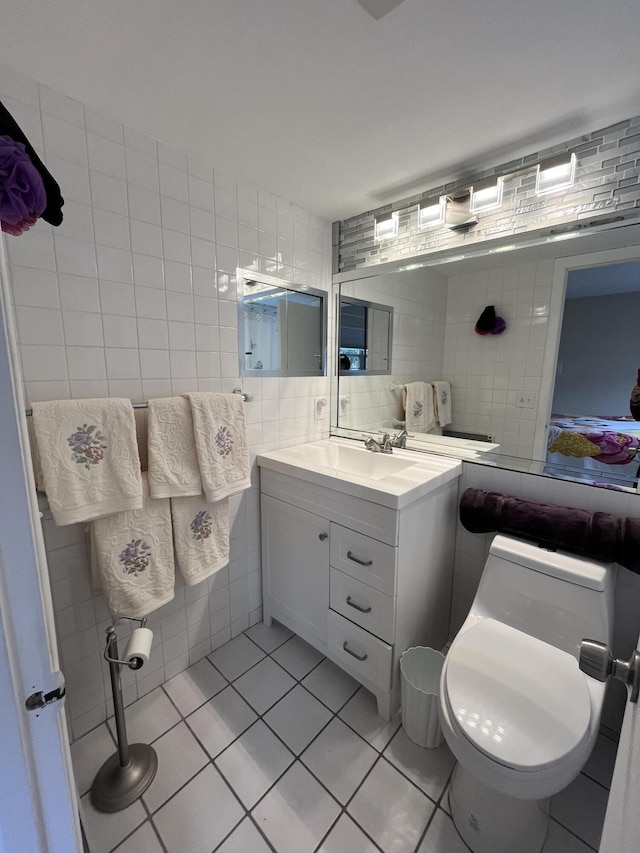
[579,639,640,703]
[319,532,328,541]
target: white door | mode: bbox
[600,634,640,852]
[0,239,81,853]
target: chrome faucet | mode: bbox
[390,429,409,449]
[363,433,393,453]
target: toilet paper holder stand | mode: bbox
[91,616,158,813]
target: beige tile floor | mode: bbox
[72,621,614,853]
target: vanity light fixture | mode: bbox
[374,210,399,240]
[417,195,446,229]
[535,152,577,196]
[444,189,477,231]
[470,177,504,213]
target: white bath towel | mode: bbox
[147,397,202,498]
[89,475,175,619]
[432,381,452,427]
[30,398,143,526]
[185,392,251,502]
[404,382,436,433]
[171,495,229,586]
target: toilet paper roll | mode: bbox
[124,627,153,670]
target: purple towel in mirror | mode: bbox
[460,488,640,574]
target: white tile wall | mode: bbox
[1,70,332,740]
[443,259,554,456]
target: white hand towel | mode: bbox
[432,381,452,427]
[185,392,251,502]
[147,397,202,498]
[404,382,436,433]
[31,398,143,526]
[89,475,175,619]
[171,495,229,586]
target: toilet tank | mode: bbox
[470,535,616,659]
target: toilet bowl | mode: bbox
[439,534,615,853]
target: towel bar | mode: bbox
[24,387,251,417]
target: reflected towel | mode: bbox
[89,475,175,618]
[185,392,251,502]
[171,495,229,586]
[147,396,202,498]
[459,487,640,574]
[404,382,436,433]
[31,398,143,525]
[432,381,452,427]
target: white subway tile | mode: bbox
[137,318,169,349]
[11,268,60,309]
[62,310,104,347]
[87,133,126,180]
[131,220,163,257]
[24,380,70,402]
[169,321,196,351]
[215,216,238,249]
[159,162,189,202]
[135,286,167,320]
[66,346,106,380]
[42,114,87,165]
[85,110,123,143]
[93,209,130,250]
[102,314,138,348]
[90,171,128,215]
[125,148,159,192]
[191,237,216,270]
[161,196,190,233]
[164,261,192,294]
[105,348,141,380]
[128,184,161,226]
[7,228,56,271]
[189,207,215,241]
[99,281,135,316]
[162,228,191,264]
[132,253,164,289]
[166,291,194,323]
[96,245,132,284]
[170,350,197,378]
[140,349,171,379]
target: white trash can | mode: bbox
[400,646,445,748]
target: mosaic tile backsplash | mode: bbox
[337,115,640,272]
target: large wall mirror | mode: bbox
[333,222,640,493]
[238,268,327,377]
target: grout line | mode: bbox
[547,815,600,852]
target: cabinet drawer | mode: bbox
[330,524,397,595]
[330,568,395,644]
[327,610,392,693]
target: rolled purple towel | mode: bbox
[460,488,640,574]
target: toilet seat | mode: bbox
[444,619,592,773]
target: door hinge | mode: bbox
[25,682,66,712]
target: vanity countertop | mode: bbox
[256,438,462,509]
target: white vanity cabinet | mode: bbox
[259,452,460,720]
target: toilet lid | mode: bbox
[445,619,592,772]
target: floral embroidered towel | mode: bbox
[432,381,452,427]
[404,382,436,433]
[171,495,229,586]
[147,396,202,498]
[30,398,143,526]
[184,392,251,502]
[89,474,175,619]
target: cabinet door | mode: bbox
[262,495,330,648]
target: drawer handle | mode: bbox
[346,595,372,614]
[347,550,373,567]
[343,641,368,662]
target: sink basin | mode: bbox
[257,438,462,508]
[299,442,417,481]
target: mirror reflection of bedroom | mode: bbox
[547,259,640,490]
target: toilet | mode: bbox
[439,534,616,853]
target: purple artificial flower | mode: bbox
[0,135,46,234]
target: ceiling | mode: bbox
[2,0,640,222]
